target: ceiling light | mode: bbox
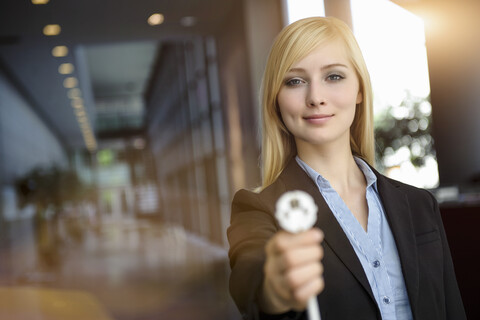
[59,63,74,74]
[31,0,49,4]
[84,131,95,138]
[52,46,68,57]
[81,126,92,134]
[67,88,81,99]
[63,77,78,88]
[71,99,84,108]
[180,16,197,27]
[43,24,61,36]
[75,109,86,117]
[80,121,91,129]
[77,117,87,125]
[148,13,164,26]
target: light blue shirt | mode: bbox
[296,156,413,320]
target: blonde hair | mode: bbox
[260,16,375,189]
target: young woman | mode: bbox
[227,17,466,320]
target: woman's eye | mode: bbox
[327,74,344,81]
[285,78,303,86]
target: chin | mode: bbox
[296,131,348,147]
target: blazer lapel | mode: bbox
[374,172,420,314]
[280,159,376,302]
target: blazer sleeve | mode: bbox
[429,191,467,320]
[227,189,305,320]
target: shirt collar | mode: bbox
[295,155,378,192]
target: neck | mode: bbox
[296,139,365,194]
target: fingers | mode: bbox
[260,228,325,313]
[287,258,324,310]
[291,277,325,311]
[267,229,323,255]
[266,228,323,271]
[285,260,323,289]
[279,244,324,271]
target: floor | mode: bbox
[0,215,241,320]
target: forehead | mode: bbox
[290,39,352,69]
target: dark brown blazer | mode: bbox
[227,158,466,320]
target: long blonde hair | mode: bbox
[260,16,375,189]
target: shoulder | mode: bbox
[232,176,289,215]
[228,175,290,253]
[376,172,438,214]
[380,173,435,198]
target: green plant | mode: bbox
[374,92,435,172]
[15,166,92,218]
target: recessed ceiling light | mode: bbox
[43,24,61,36]
[63,77,78,88]
[75,109,86,117]
[67,88,81,99]
[52,46,68,57]
[31,0,49,4]
[180,16,197,27]
[71,99,84,109]
[59,63,74,74]
[148,13,164,26]
[79,119,90,126]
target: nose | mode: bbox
[306,83,326,107]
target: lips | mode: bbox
[302,113,334,125]
[303,114,333,120]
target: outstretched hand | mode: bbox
[259,228,324,314]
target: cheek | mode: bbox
[330,89,359,110]
[277,90,299,119]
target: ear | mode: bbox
[356,90,363,104]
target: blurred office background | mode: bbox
[0,0,478,319]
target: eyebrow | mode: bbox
[287,63,349,73]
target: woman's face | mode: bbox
[277,40,362,152]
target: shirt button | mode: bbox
[383,296,391,304]
[372,260,380,268]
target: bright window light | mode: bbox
[351,0,430,110]
[351,0,438,188]
[283,0,325,25]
